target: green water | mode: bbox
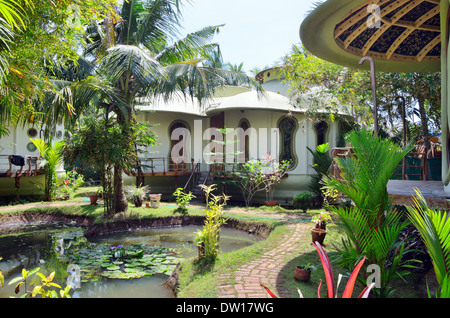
[0,224,262,298]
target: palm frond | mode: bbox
[155,25,223,65]
[407,191,450,293]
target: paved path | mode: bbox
[216,222,311,298]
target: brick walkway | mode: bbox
[216,222,311,298]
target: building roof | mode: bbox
[135,85,350,117]
[300,0,441,73]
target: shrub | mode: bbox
[173,188,195,213]
[124,184,150,207]
[293,191,314,213]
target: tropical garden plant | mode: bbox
[322,129,416,297]
[307,142,333,204]
[173,187,195,213]
[8,267,71,298]
[261,242,375,298]
[195,184,228,260]
[293,191,314,213]
[31,138,65,201]
[407,190,450,298]
[232,157,290,207]
[125,183,151,207]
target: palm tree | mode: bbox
[74,0,263,213]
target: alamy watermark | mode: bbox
[367,4,381,29]
[169,119,281,166]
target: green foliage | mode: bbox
[307,143,333,204]
[323,129,415,297]
[312,211,333,227]
[31,138,65,201]
[173,188,195,212]
[0,257,3,288]
[194,184,228,261]
[8,267,71,298]
[56,169,85,200]
[0,0,119,129]
[293,191,314,213]
[64,117,157,214]
[407,190,450,298]
[124,184,150,207]
[232,157,290,207]
[262,242,375,298]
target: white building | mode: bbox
[125,67,352,204]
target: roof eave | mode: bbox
[300,0,441,73]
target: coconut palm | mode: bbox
[73,0,263,213]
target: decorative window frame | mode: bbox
[277,115,298,171]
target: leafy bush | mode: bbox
[194,184,228,260]
[173,188,195,213]
[124,184,150,207]
[293,191,314,213]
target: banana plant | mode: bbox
[261,242,375,298]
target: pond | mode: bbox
[0,223,262,298]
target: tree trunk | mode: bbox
[114,166,128,213]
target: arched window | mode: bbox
[278,116,297,168]
[238,119,250,163]
[314,121,328,146]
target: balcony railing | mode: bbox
[0,154,42,178]
[127,157,197,176]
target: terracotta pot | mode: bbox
[294,266,311,282]
[311,228,327,245]
[265,200,277,206]
[88,195,99,205]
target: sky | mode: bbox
[178,0,314,75]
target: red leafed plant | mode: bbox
[261,242,375,298]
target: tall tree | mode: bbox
[63,0,263,213]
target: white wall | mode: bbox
[131,108,341,204]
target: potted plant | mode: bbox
[87,189,102,205]
[294,263,315,282]
[312,211,332,230]
[125,184,150,207]
[311,227,327,245]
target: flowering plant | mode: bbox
[110,245,125,260]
